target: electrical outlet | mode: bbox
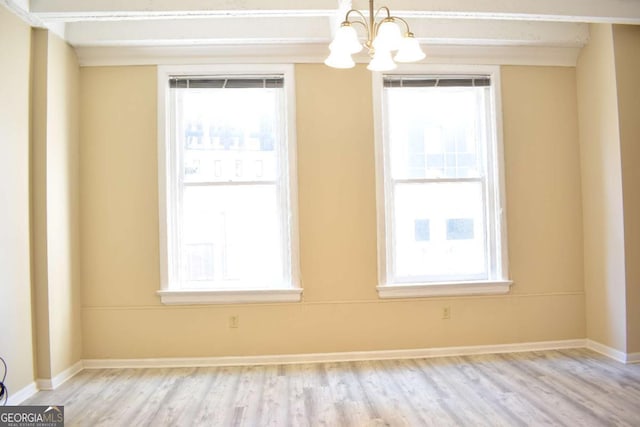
[442,306,451,320]
[229,315,239,329]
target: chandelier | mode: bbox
[325,0,426,71]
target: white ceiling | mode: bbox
[3,0,640,66]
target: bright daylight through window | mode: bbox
[375,67,511,298]
[157,65,300,304]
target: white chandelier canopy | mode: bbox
[325,0,426,71]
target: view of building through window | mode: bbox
[171,83,288,289]
[384,79,493,282]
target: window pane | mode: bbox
[176,88,281,183]
[385,86,487,179]
[393,182,487,280]
[180,185,284,289]
[446,218,475,240]
[414,219,430,241]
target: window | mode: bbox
[157,65,300,304]
[374,66,511,298]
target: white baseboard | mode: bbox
[11,339,635,403]
[6,382,38,405]
[36,360,84,391]
[627,352,640,364]
[83,339,587,369]
[586,339,640,364]
[586,339,628,363]
[16,340,638,403]
[4,361,84,404]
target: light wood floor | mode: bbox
[24,348,640,426]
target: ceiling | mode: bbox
[3,0,640,66]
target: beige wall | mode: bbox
[576,24,630,353]
[0,7,36,395]
[0,0,633,400]
[32,29,52,379]
[613,24,640,353]
[501,66,584,298]
[32,28,82,379]
[45,31,82,377]
[79,64,585,359]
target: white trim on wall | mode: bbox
[75,44,582,68]
[627,352,640,364]
[36,361,84,391]
[156,288,303,305]
[9,339,640,404]
[8,362,84,404]
[585,339,640,364]
[377,281,513,298]
[6,382,38,406]
[84,339,586,369]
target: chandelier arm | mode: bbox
[344,8,367,25]
[373,5,392,38]
[343,9,373,47]
[349,19,369,32]
[374,6,392,21]
[389,15,413,35]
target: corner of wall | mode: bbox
[0,3,36,400]
[30,26,84,382]
[575,23,628,354]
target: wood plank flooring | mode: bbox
[23,348,640,426]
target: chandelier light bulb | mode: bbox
[373,20,402,51]
[367,49,397,72]
[394,33,426,63]
[329,23,363,54]
[324,49,356,69]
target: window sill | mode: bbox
[157,288,303,305]
[377,280,513,299]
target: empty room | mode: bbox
[1,0,640,425]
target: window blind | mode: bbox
[383,75,490,88]
[169,76,284,89]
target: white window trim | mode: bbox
[377,281,512,299]
[156,64,301,305]
[372,64,512,299]
[157,288,303,305]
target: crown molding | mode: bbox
[76,43,581,68]
[27,0,640,25]
[1,0,68,39]
[2,0,43,27]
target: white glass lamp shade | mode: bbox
[367,49,397,72]
[373,20,402,51]
[329,23,362,54]
[325,49,356,69]
[394,34,426,63]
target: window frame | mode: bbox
[156,64,301,305]
[373,64,512,298]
